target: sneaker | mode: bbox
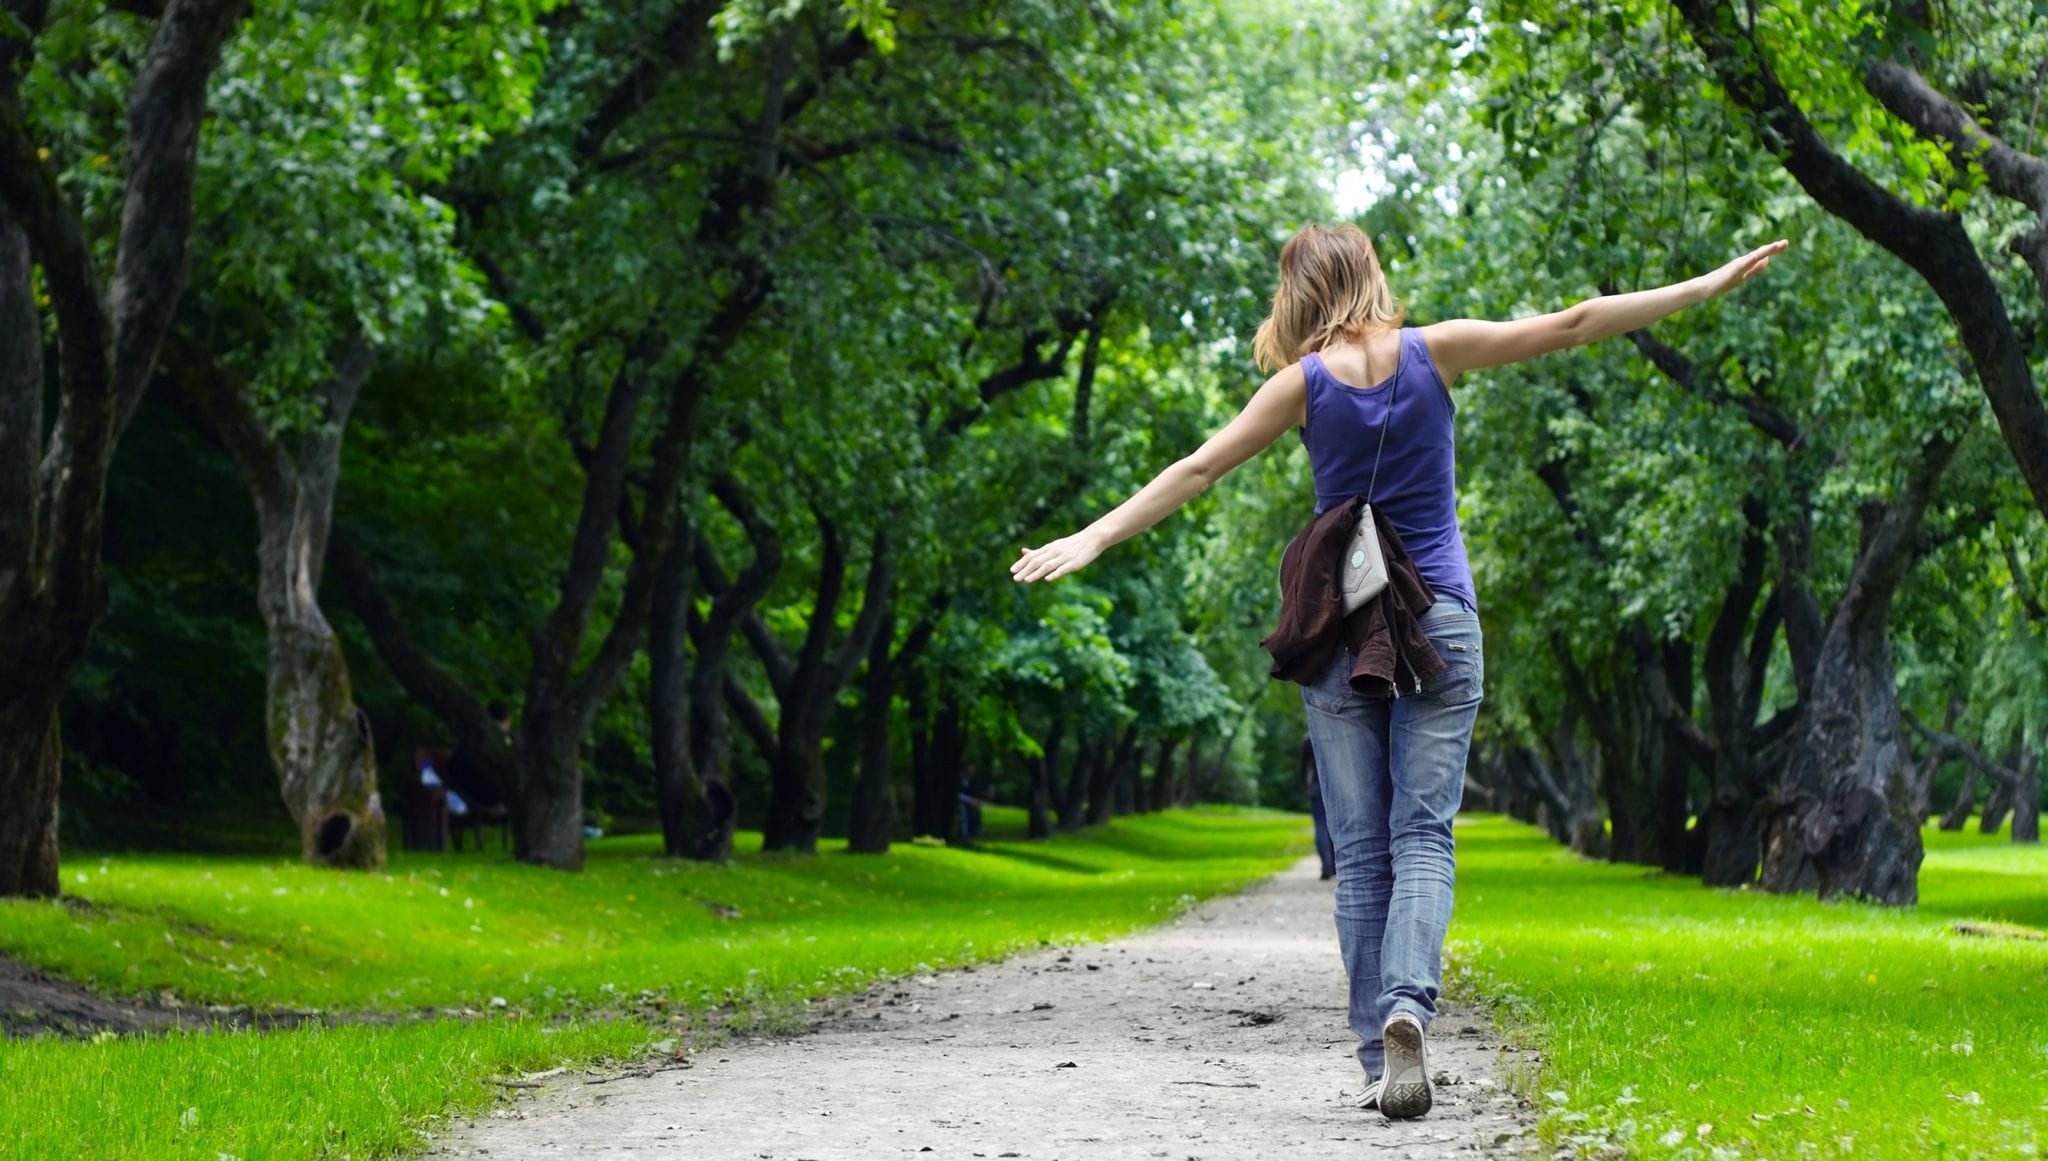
[1356,1076,1384,1110]
[1379,1012,1432,1119]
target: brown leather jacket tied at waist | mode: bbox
[1260,496,1446,697]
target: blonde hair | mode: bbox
[1251,223,1406,372]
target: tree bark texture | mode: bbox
[1758,615,1923,901]
[1757,441,1956,903]
[0,700,62,897]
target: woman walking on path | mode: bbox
[1011,224,1786,1119]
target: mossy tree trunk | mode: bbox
[172,337,385,868]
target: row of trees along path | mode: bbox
[5,0,2044,918]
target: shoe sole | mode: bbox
[1379,1018,1431,1120]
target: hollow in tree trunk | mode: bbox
[266,614,385,868]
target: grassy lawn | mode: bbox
[0,806,1309,1160]
[1450,815,2048,1160]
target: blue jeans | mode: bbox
[1301,594,1483,1079]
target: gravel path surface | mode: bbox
[436,855,1538,1160]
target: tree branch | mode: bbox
[329,530,499,755]
[572,0,723,162]
[1620,322,1803,448]
[1905,709,2021,788]
[722,669,778,763]
[1864,58,2048,302]
[1671,0,2048,518]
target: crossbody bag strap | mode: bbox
[1364,356,1397,504]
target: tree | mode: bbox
[160,6,550,868]
[0,0,248,896]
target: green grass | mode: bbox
[1,1018,647,1160]
[1449,815,2048,1160]
[0,806,1309,1160]
[16,806,2039,1160]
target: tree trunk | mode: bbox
[0,0,249,898]
[1179,735,1203,807]
[651,513,715,860]
[1088,727,1137,826]
[1145,738,1179,814]
[847,604,897,854]
[0,216,62,899]
[1758,618,1923,903]
[1939,760,1981,831]
[2011,746,2039,844]
[1026,720,1062,839]
[742,519,893,854]
[1059,737,1096,831]
[1981,776,2015,835]
[0,701,63,898]
[510,713,587,869]
[265,607,385,868]
[762,730,829,853]
[173,336,386,870]
[912,695,964,841]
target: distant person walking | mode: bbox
[1300,736,1336,880]
[1012,224,1785,1119]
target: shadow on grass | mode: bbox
[971,845,1108,877]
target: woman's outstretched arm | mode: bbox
[1423,240,1788,383]
[1011,363,1308,584]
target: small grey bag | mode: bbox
[1339,372,1396,617]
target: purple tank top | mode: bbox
[1299,327,1477,611]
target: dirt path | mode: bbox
[436,856,1538,1160]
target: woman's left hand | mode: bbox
[1011,532,1103,583]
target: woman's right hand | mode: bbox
[1700,239,1789,299]
[1011,531,1104,584]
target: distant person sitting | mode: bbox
[446,701,513,851]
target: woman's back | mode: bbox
[1299,327,1476,612]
